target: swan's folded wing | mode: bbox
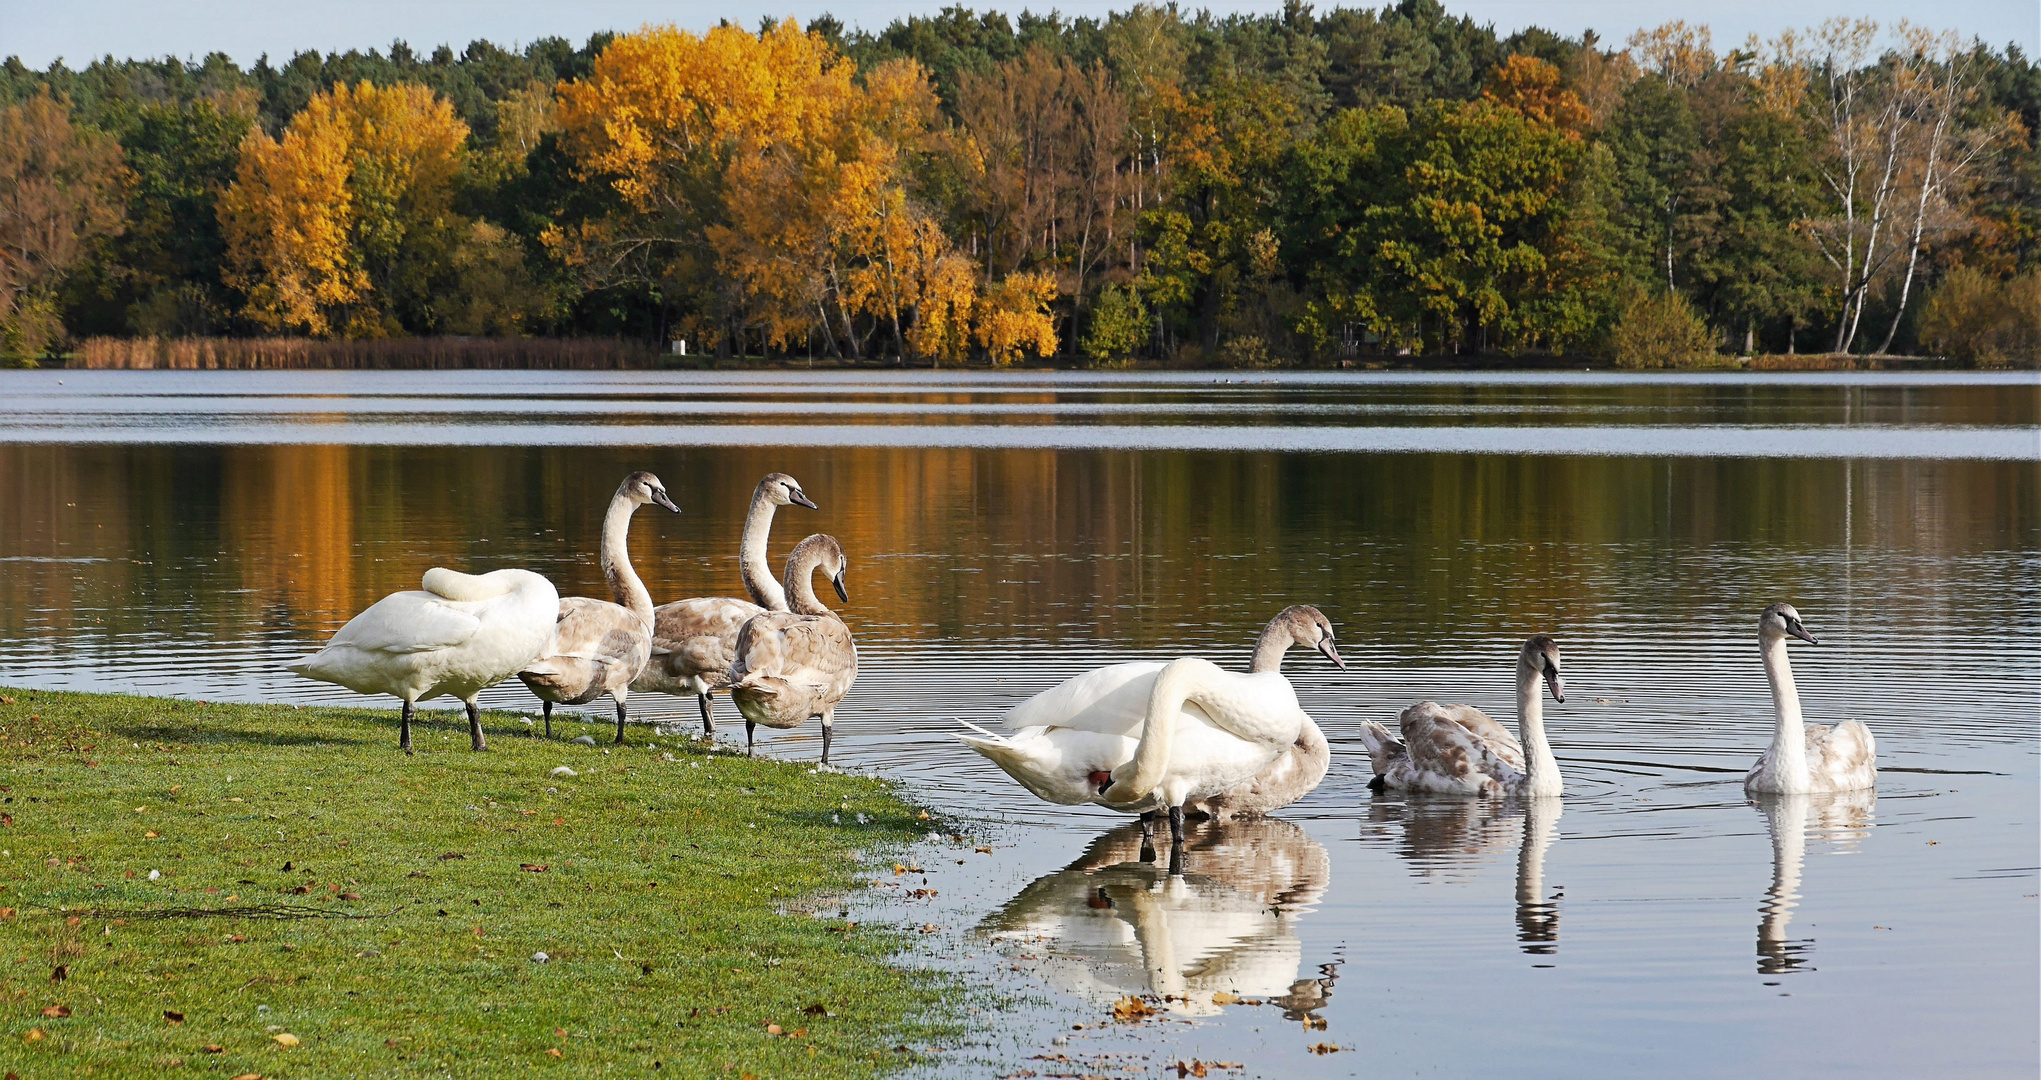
[1398,702,1521,786]
[1002,662,1167,735]
[652,596,760,650]
[323,591,482,654]
[1424,702,1526,772]
[541,597,643,660]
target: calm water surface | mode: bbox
[2,370,2036,1077]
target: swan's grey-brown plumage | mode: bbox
[1743,603,1876,794]
[632,473,816,731]
[286,567,558,751]
[517,471,676,743]
[1359,635,1565,797]
[1187,604,1344,820]
[727,533,858,763]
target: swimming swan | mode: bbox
[1359,635,1566,797]
[518,471,677,743]
[287,568,558,751]
[726,534,857,762]
[957,654,1307,865]
[1189,605,1344,820]
[634,473,816,731]
[1744,604,1875,794]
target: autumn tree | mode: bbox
[219,80,469,337]
[1484,55,1592,134]
[0,91,128,360]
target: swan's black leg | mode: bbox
[745,719,756,756]
[614,698,627,744]
[542,700,552,739]
[400,700,414,752]
[820,711,834,765]
[468,700,487,751]
[1167,805,1186,876]
[1138,811,1158,863]
[698,692,715,734]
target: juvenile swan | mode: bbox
[634,473,816,731]
[726,534,858,762]
[1744,604,1875,794]
[957,655,1307,864]
[287,568,558,751]
[1360,636,1565,797]
[518,471,678,743]
[1188,605,1344,820]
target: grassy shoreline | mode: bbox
[0,687,955,1077]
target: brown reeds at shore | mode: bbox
[72,337,661,370]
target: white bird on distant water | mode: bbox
[287,568,558,751]
[1743,603,1875,794]
[519,471,678,744]
[957,654,1308,869]
[1359,636,1566,798]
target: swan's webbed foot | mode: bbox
[400,700,414,752]
[614,699,627,744]
[467,701,488,751]
[541,700,552,739]
[698,693,715,734]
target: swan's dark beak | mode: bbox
[1787,620,1818,645]
[1547,672,1566,703]
[1316,636,1346,669]
[651,488,680,513]
[792,489,819,510]
[831,570,848,604]
[1088,770,1114,795]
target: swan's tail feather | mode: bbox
[1358,720,1402,776]
[956,719,1007,742]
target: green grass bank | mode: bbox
[0,688,956,1077]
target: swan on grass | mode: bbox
[1189,604,1344,820]
[1744,604,1875,795]
[957,652,1308,870]
[287,568,558,751]
[1360,635,1566,797]
[518,471,677,744]
[726,534,858,762]
[633,473,816,732]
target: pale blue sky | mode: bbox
[5,0,2035,68]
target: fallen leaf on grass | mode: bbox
[41,1005,70,1017]
[1307,1042,1342,1054]
[340,892,361,901]
[65,916,81,927]
[0,908,12,919]
[520,864,548,873]
[765,1024,784,1036]
[545,1048,562,1058]
[230,1074,262,1080]
[790,1027,807,1038]
[1111,996,1154,1023]
[23,1029,43,1043]
[802,1003,829,1016]
[202,1045,222,1054]
[145,831,159,839]
[438,852,465,861]
[272,1032,300,1047]
[163,1010,184,1024]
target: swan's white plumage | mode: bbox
[1361,636,1564,798]
[288,568,558,704]
[1744,603,1876,794]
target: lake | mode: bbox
[1,368,2035,1077]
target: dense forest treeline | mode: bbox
[1,2,2036,367]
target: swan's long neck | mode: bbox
[784,552,833,617]
[1114,657,1209,802]
[739,491,787,612]
[1248,622,1292,674]
[1517,663,1562,797]
[1761,634,1808,788]
[600,494,653,623]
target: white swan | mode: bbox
[287,568,558,751]
[957,654,1306,864]
[1189,604,1343,820]
[1744,603,1875,794]
[726,533,858,762]
[1359,635,1565,797]
[518,471,677,743]
[634,473,816,731]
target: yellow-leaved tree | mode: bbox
[219,81,468,338]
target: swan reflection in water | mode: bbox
[1752,790,1876,975]
[1363,795,1564,954]
[979,817,1337,1019]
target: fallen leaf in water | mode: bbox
[272,1032,300,1047]
[919,923,940,934]
[975,846,993,854]
[41,1005,69,1017]
[765,1023,783,1036]
[163,1010,184,1024]
[1111,996,1154,1023]
[1211,991,1241,1006]
[1303,1015,1328,1030]
[1175,1062,1209,1078]
[520,864,548,873]
[1307,1042,1342,1054]
[892,863,906,875]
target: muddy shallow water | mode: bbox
[1,369,2035,1077]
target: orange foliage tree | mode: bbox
[1483,55,1593,136]
[219,81,468,338]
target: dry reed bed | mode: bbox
[73,337,661,370]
